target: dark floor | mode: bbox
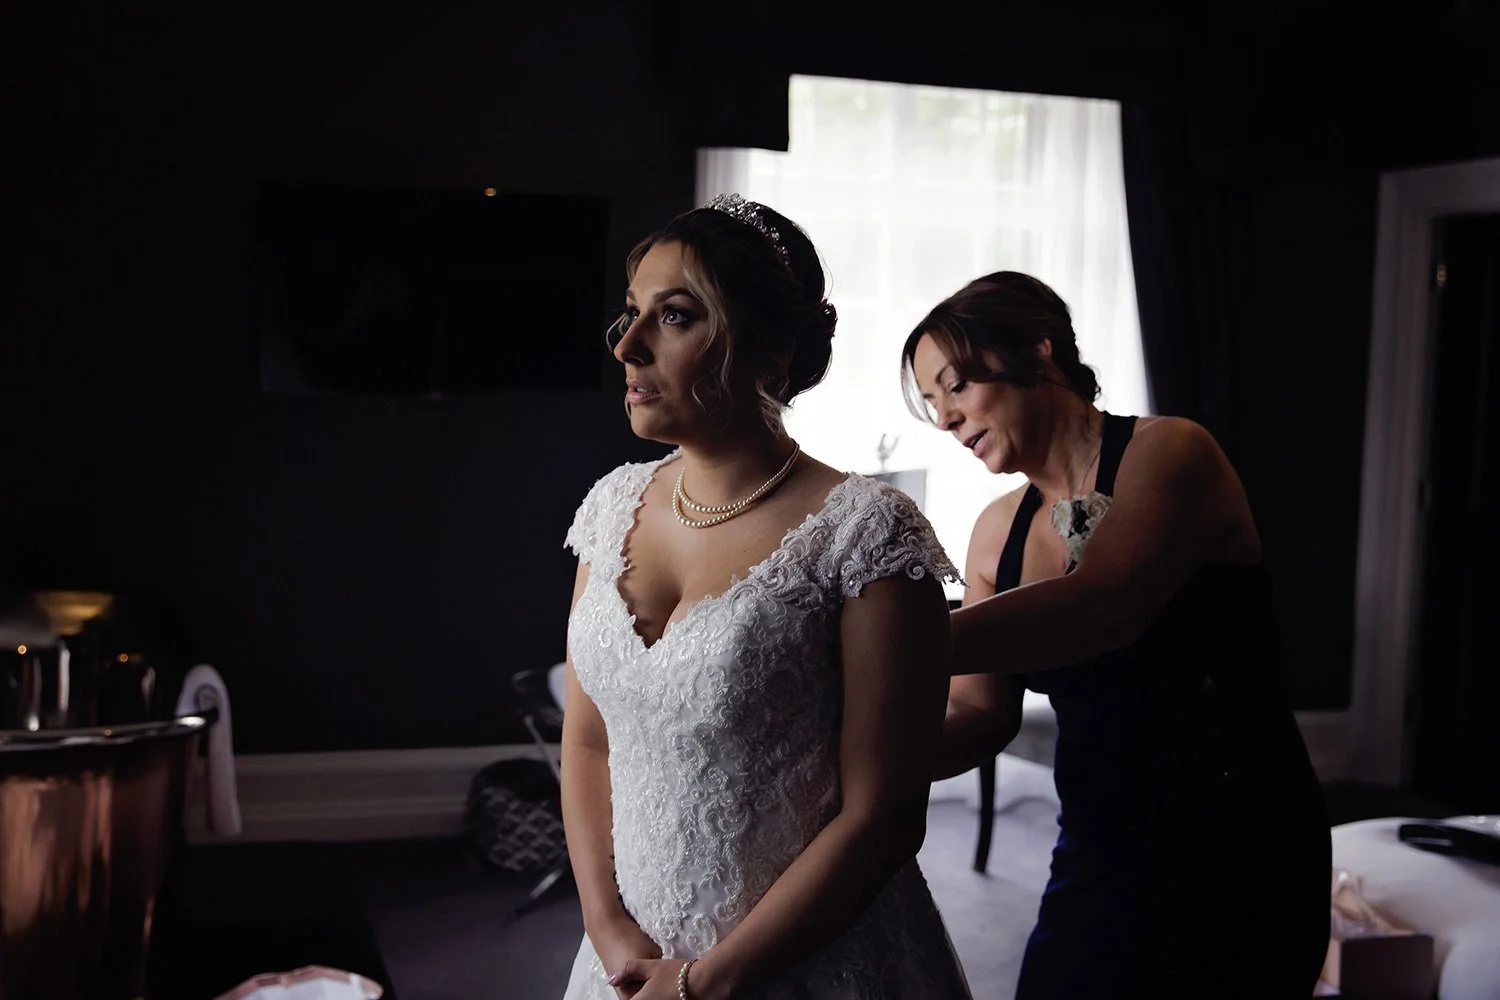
[352,839,584,1000]
[147,840,401,1000]
[144,781,1465,1000]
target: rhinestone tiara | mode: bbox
[704,192,791,266]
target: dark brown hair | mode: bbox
[900,271,1099,423]
[613,202,836,429]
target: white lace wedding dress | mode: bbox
[560,453,973,999]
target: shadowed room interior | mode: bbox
[6,1,1499,998]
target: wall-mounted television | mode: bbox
[254,182,610,395]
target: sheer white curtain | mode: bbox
[699,76,1149,589]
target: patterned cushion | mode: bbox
[462,759,567,872]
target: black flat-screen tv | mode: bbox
[254,182,610,395]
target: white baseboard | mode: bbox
[191,711,1351,844]
[185,743,553,844]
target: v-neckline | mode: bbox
[611,452,855,652]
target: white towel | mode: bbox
[175,663,243,836]
[216,967,384,1000]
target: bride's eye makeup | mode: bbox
[660,303,696,326]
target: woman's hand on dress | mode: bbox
[593,918,662,998]
[607,958,731,1000]
[606,958,682,1000]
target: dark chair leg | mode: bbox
[512,862,572,919]
[974,756,997,873]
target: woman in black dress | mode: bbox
[905,271,1330,999]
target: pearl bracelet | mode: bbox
[676,959,696,1000]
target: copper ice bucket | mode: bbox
[0,591,211,1000]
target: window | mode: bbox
[699,76,1149,593]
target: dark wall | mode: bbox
[8,2,680,752]
[9,1,1496,750]
[1228,1,1498,709]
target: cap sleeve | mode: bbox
[564,463,639,566]
[826,479,962,598]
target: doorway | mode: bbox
[1411,212,1500,812]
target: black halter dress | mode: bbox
[1000,414,1331,999]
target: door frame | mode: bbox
[1350,156,1500,786]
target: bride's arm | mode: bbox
[560,562,661,975]
[686,572,951,1000]
[936,495,1023,780]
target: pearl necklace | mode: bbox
[671,445,801,529]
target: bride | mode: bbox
[559,195,972,1000]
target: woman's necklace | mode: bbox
[1069,444,1102,500]
[1049,418,1108,573]
[672,445,801,529]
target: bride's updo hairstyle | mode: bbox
[612,194,837,430]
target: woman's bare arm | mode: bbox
[950,417,1247,676]
[559,561,661,980]
[937,495,1024,778]
[683,572,952,1000]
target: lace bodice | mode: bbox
[560,452,970,999]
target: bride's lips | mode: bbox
[965,430,991,459]
[626,382,661,405]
